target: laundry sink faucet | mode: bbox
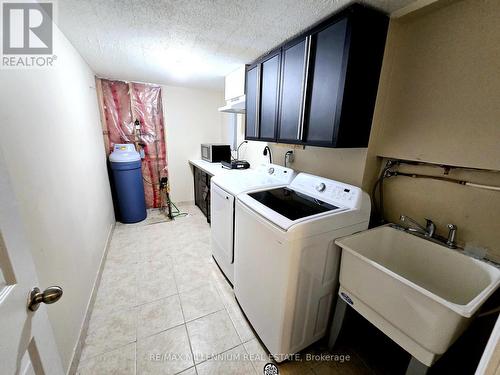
[399,215,436,238]
[263,146,272,164]
[446,224,458,248]
[397,215,460,250]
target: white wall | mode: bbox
[362,0,500,262]
[0,24,114,371]
[162,86,225,203]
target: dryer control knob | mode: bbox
[268,167,275,175]
[316,183,326,192]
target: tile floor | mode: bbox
[76,205,373,375]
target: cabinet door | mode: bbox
[259,52,280,140]
[305,18,348,145]
[194,167,201,209]
[206,175,212,223]
[245,65,259,139]
[278,37,310,143]
[200,171,208,217]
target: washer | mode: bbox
[210,164,295,285]
[234,173,370,360]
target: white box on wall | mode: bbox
[224,66,245,101]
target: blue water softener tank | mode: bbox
[109,144,147,223]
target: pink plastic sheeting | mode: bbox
[99,79,168,208]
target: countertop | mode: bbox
[189,159,230,176]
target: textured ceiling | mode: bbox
[56,0,415,89]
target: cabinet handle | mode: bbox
[297,36,312,141]
[255,64,261,138]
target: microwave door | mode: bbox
[202,146,210,161]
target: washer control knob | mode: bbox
[316,183,326,192]
[268,167,275,175]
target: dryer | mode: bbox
[234,173,371,360]
[210,164,295,284]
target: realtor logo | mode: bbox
[1,1,56,68]
[3,2,52,54]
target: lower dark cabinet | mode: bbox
[193,166,211,223]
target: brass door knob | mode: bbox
[27,286,63,311]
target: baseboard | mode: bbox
[67,222,115,375]
[174,200,195,206]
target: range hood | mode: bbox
[218,95,246,113]
[218,66,246,113]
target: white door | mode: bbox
[210,182,235,263]
[0,150,64,375]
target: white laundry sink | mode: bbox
[335,225,500,367]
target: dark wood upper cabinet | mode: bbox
[304,18,348,145]
[332,6,389,147]
[277,37,308,143]
[245,65,259,139]
[244,4,389,148]
[245,50,281,141]
[259,51,281,140]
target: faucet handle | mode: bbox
[425,218,436,237]
[446,224,457,248]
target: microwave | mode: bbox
[201,144,231,163]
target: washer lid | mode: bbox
[109,143,141,162]
[247,187,339,221]
[239,187,347,231]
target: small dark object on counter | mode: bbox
[221,160,250,170]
